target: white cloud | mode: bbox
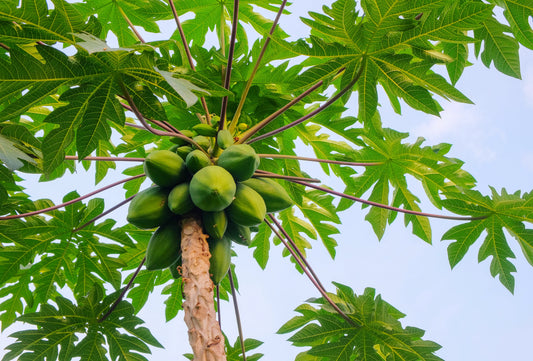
[413,103,501,162]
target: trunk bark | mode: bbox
[180,217,226,361]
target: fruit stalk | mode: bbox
[181,217,226,361]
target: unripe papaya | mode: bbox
[176,146,193,160]
[127,186,173,229]
[216,144,260,181]
[193,123,217,137]
[226,220,252,246]
[240,177,294,213]
[202,210,227,240]
[237,123,248,131]
[209,236,231,284]
[145,221,182,270]
[168,182,195,215]
[226,183,266,227]
[185,149,211,174]
[217,129,234,149]
[189,166,236,212]
[168,255,182,279]
[144,150,188,188]
[193,135,211,151]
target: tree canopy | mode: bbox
[0,0,532,360]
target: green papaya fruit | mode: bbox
[186,149,211,174]
[209,236,231,284]
[189,166,237,212]
[193,123,218,137]
[168,182,195,215]
[202,210,228,240]
[240,177,294,213]
[226,183,266,227]
[145,221,182,270]
[193,135,211,151]
[170,129,196,145]
[226,220,252,246]
[127,186,173,229]
[216,144,260,181]
[237,123,248,131]
[168,255,182,279]
[176,145,193,160]
[216,129,234,149]
[144,150,188,188]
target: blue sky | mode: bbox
[2,2,533,360]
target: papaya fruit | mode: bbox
[240,177,294,213]
[216,144,260,181]
[189,165,236,212]
[127,186,173,229]
[168,182,195,215]
[168,255,182,279]
[145,221,182,270]
[176,145,193,160]
[185,149,211,174]
[144,150,188,188]
[193,123,217,137]
[202,210,227,240]
[237,123,248,131]
[226,220,252,246]
[226,183,266,227]
[209,236,231,284]
[193,135,211,151]
[216,129,234,149]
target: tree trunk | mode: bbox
[180,217,226,360]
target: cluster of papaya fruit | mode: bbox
[126,123,293,284]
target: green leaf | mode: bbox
[475,16,521,78]
[441,188,533,292]
[498,0,533,50]
[2,285,161,361]
[0,0,97,45]
[0,134,36,170]
[279,283,443,361]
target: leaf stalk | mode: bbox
[0,174,145,220]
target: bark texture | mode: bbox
[181,217,226,361]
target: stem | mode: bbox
[219,0,239,131]
[119,101,177,133]
[229,0,289,130]
[73,194,136,232]
[265,220,358,327]
[120,84,177,137]
[181,217,226,360]
[248,59,366,144]
[121,83,209,155]
[99,257,146,322]
[293,180,489,221]
[65,156,145,162]
[0,174,145,220]
[216,285,222,328]
[117,5,145,43]
[253,170,320,183]
[268,215,326,291]
[168,0,211,122]
[228,271,246,361]
[0,43,9,50]
[236,81,323,144]
[257,154,382,167]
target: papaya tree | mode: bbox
[0,0,532,360]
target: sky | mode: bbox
[2,2,533,361]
